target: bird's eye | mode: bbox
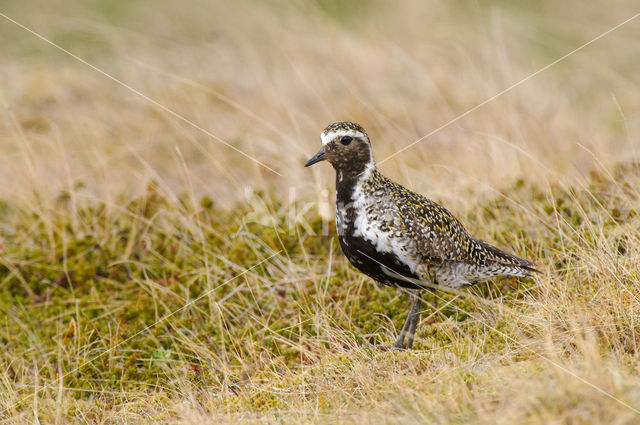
[341,136,353,145]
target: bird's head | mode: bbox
[304,122,374,174]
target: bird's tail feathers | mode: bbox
[472,237,538,276]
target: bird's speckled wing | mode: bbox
[382,176,536,273]
[398,188,485,264]
[379,177,483,265]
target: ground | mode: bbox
[1,0,640,423]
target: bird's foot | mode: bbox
[370,336,409,351]
[371,343,406,351]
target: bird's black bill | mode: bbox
[304,148,327,167]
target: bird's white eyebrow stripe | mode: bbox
[321,130,366,146]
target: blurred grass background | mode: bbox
[1,0,638,207]
[1,0,640,423]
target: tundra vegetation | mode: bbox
[1,0,639,423]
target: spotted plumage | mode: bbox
[305,121,537,349]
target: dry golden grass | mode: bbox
[1,0,640,423]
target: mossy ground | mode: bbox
[2,0,640,423]
[2,165,640,423]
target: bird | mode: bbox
[304,121,537,350]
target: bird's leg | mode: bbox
[390,291,422,349]
[404,292,423,349]
[391,301,414,349]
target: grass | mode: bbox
[1,0,640,423]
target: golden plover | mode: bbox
[305,121,537,349]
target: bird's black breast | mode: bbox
[338,233,425,290]
[335,172,425,290]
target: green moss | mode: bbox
[2,166,640,417]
